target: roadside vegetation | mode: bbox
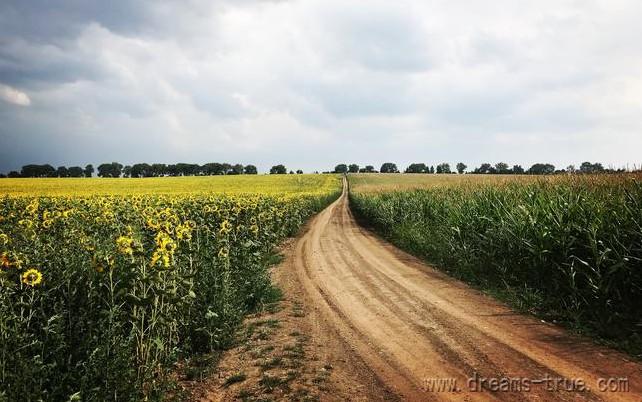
[349,173,642,356]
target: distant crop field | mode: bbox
[349,172,642,354]
[0,174,341,400]
[348,172,538,193]
[0,174,338,196]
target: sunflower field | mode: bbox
[0,175,341,401]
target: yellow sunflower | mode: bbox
[22,268,43,287]
[219,220,232,235]
[116,235,135,256]
[176,224,192,241]
[250,224,259,235]
[218,247,229,259]
[26,200,39,215]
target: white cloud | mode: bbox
[0,83,30,106]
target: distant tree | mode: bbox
[55,166,69,177]
[495,162,510,174]
[84,164,94,178]
[229,164,244,175]
[198,163,211,175]
[130,163,150,178]
[21,164,56,178]
[348,164,360,173]
[97,162,123,178]
[579,161,605,174]
[122,165,132,178]
[0,174,6,178]
[436,163,451,174]
[512,165,525,174]
[456,162,467,174]
[405,163,427,173]
[296,169,303,174]
[528,163,555,175]
[164,164,176,176]
[289,170,295,174]
[334,164,348,174]
[270,164,287,174]
[67,166,84,177]
[380,163,399,173]
[429,166,435,174]
[566,165,576,174]
[579,162,593,173]
[364,165,376,173]
[174,163,200,176]
[97,163,109,178]
[8,171,21,178]
[473,163,493,174]
[150,163,167,177]
[244,164,258,174]
[201,163,223,175]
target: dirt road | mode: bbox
[290,179,642,401]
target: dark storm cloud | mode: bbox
[0,1,155,41]
[0,38,107,87]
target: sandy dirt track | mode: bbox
[290,178,642,401]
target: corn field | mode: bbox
[349,173,642,354]
[0,175,341,401]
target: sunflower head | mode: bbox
[163,241,177,253]
[219,220,232,235]
[155,232,176,253]
[176,224,192,241]
[250,224,259,235]
[116,235,135,256]
[25,200,39,215]
[218,247,229,259]
[150,250,172,269]
[22,268,43,287]
[18,219,34,229]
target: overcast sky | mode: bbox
[1,0,641,173]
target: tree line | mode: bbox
[2,160,633,178]
[333,161,630,175]
[1,162,279,178]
